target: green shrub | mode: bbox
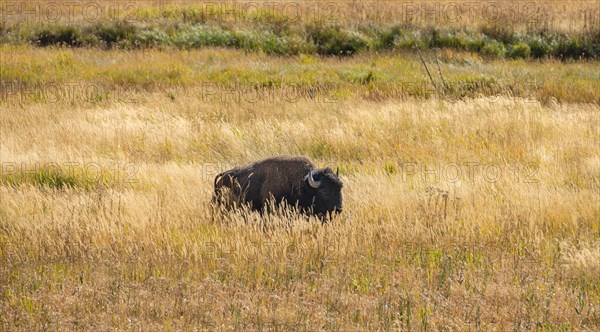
[81,34,100,46]
[430,30,485,52]
[91,21,137,48]
[31,26,82,46]
[230,30,262,50]
[307,25,368,56]
[480,24,516,44]
[508,42,531,58]
[481,39,506,57]
[393,31,426,50]
[430,29,462,49]
[171,26,233,49]
[133,28,170,47]
[527,36,554,58]
[374,26,404,50]
[555,37,586,59]
[261,34,309,55]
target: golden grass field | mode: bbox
[1,0,598,33]
[1,1,600,330]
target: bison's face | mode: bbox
[305,167,343,217]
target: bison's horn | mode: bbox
[308,170,321,189]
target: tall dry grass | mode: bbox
[2,0,598,34]
[1,45,598,104]
[1,89,599,329]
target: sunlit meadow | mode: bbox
[1,1,599,330]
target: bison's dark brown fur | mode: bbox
[213,155,343,217]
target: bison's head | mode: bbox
[304,167,343,217]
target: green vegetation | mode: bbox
[2,20,598,59]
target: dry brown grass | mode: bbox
[1,88,599,329]
[2,0,598,34]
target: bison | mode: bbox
[212,155,343,217]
